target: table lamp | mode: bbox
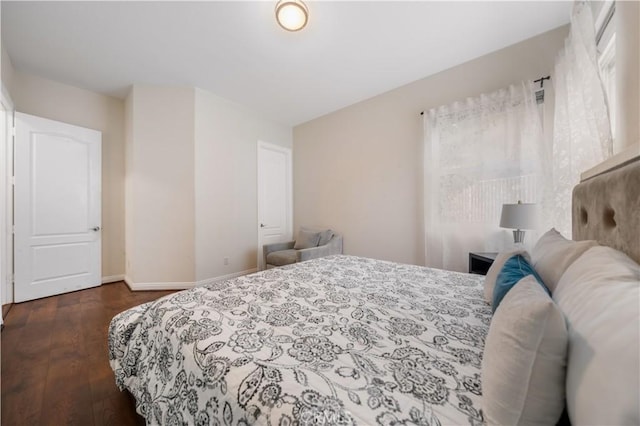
[500,201,537,244]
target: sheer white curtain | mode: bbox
[424,82,544,271]
[546,1,613,236]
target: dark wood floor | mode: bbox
[1,282,174,425]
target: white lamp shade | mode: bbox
[500,203,537,230]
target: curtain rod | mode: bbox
[419,75,552,116]
[534,75,551,87]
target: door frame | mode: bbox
[0,84,14,311]
[256,140,292,270]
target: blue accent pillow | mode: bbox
[492,254,549,313]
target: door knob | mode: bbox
[260,223,266,228]
[92,226,101,232]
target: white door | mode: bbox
[14,113,101,303]
[257,141,292,270]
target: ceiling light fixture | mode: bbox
[275,0,309,32]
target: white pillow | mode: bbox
[483,249,530,305]
[482,275,568,426]
[553,246,640,425]
[531,228,598,293]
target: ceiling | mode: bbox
[2,1,571,126]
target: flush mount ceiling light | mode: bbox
[275,0,309,32]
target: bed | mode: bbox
[109,256,490,425]
[110,155,640,425]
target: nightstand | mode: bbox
[468,252,498,275]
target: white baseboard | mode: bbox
[101,274,125,284]
[123,268,258,291]
[124,276,194,291]
[195,268,258,287]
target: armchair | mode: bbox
[263,228,343,269]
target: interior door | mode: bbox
[14,112,101,303]
[257,141,292,270]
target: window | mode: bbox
[595,1,616,137]
[424,82,544,271]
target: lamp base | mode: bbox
[512,229,526,244]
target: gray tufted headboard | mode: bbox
[572,157,640,264]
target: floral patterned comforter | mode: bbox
[109,255,490,426]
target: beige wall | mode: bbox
[293,26,569,266]
[194,89,292,281]
[5,66,126,279]
[126,85,291,285]
[126,85,195,283]
[1,45,14,96]
[615,1,640,153]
